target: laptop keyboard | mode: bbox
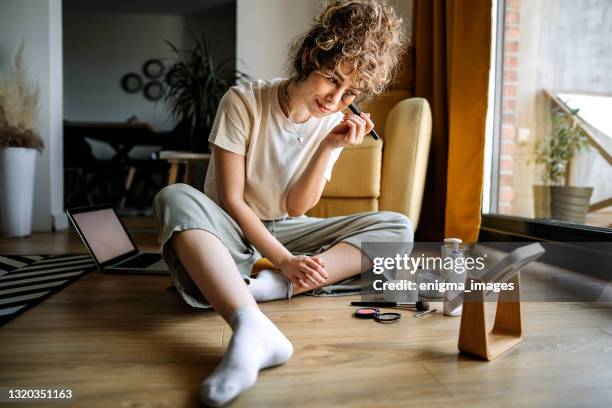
[114,253,161,269]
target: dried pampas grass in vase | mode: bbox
[0,39,44,152]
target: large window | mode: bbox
[484,0,612,230]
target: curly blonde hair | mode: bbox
[288,0,406,96]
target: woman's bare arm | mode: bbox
[214,145,328,287]
[286,112,374,216]
[215,146,292,266]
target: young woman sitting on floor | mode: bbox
[153,0,409,405]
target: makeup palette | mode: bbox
[350,300,429,311]
[354,307,401,323]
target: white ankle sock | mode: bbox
[245,269,292,302]
[200,306,293,406]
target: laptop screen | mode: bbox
[71,208,136,264]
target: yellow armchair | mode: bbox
[307,92,432,231]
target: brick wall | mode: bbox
[498,0,520,214]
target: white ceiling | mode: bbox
[63,0,234,16]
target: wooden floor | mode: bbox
[1,218,612,408]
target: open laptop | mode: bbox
[66,204,168,275]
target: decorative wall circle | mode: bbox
[143,59,165,79]
[121,73,143,93]
[143,81,165,101]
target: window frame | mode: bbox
[488,0,506,214]
[480,214,612,242]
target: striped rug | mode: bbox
[0,254,95,326]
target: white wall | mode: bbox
[237,0,320,80]
[0,0,65,232]
[236,0,412,80]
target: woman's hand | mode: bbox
[322,112,374,149]
[278,255,328,288]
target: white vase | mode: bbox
[0,147,37,237]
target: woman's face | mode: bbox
[299,68,362,117]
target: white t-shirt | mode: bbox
[203,78,344,220]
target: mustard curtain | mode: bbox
[412,0,491,242]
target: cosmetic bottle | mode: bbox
[442,238,468,317]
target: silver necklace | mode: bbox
[282,80,309,148]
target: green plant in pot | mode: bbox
[163,34,248,153]
[0,41,44,237]
[532,105,592,223]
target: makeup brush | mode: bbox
[348,103,380,140]
[350,300,430,312]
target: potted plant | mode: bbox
[0,41,44,237]
[532,105,592,223]
[163,34,248,153]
